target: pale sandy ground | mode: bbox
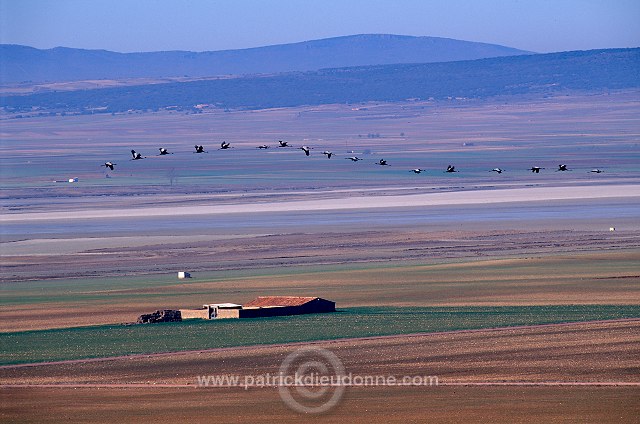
[2,184,639,222]
[1,234,266,256]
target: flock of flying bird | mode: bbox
[100,140,605,175]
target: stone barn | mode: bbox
[238,296,336,318]
[180,296,335,320]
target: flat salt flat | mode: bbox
[0,234,264,256]
[2,184,639,222]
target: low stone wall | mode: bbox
[180,308,209,319]
[216,309,241,319]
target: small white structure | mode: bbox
[205,303,243,319]
[68,178,78,183]
[609,227,616,232]
[180,302,242,320]
[177,271,191,279]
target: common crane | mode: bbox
[299,146,311,156]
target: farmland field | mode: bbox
[2,319,639,423]
[1,92,639,422]
[1,248,639,332]
[3,305,640,365]
[3,386,638,424]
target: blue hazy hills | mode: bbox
[1,36,638,114]
[1,34,532,83]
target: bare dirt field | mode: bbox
[2,386,637,424]
[2,319,638,384]
[1,320,638,422]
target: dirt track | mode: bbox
[3,382,640,388]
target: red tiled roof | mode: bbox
[243,296,319,308]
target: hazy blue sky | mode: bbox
[1,0,638,53]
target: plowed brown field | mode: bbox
[2,320,638,422]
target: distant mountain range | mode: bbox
[3,48,638,114]
[0,34,532,83]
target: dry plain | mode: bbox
[1,91,640,421]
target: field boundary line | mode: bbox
[2,382,640,389]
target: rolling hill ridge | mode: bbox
[0,34,532,83]
[2,48,637,114]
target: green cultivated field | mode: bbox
[2,305,639,365]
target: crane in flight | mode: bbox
[299,146,311,156]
